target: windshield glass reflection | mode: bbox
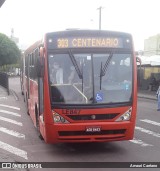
[49,52,132,105]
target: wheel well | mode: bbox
[35,104,39,128]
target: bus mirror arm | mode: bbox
[37,47,45,77]
[40,47,44,58]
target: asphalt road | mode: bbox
[0,77,160,171]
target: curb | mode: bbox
[10,89,19,101]
[138,95,157,101]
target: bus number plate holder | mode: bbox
[86,126,101,132]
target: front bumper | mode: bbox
[45,121,134,143]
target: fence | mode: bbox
[0,72,9,95]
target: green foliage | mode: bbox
[0,33,21,66]
[0,64,20,72]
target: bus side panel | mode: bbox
[131,44,138,137]
[39,38,53,141]
[28,79,38,127]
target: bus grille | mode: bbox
[58,129,126,136]
[66,113,119,121]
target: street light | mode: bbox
[97,6,104,30]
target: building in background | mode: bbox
[137,34,160,91]
[144,34,160,56]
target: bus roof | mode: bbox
[45,29,132,38]
[25,40,42,55]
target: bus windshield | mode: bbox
[49,51,132,106]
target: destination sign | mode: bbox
[56,37,123,48]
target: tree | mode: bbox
[0,33,21,66]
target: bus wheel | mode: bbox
[26,101,30,115]
[39,134,44,140]
[21,89,24,95]
[25,93,30,115]
[21,87,24,95]
[35,105,44,141]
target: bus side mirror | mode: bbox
[37,47,45,77]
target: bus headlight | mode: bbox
[115,107,132,122]
[54,114,61,123]
[53,112,70,123]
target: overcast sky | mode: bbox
[0,0,160,50]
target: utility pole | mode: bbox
[97,6,103,30]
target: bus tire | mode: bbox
[21,86,24,95]
[39,134,44,140]
[26,93,30,115]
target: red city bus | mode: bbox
[21,30,137,143]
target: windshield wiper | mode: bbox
[100,53,113,90]
[68,50,84,92]
[68,50,83,79]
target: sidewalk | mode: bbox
[138,89,157,100]
[0,85,8,97]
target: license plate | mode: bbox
[86,126,101,132]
